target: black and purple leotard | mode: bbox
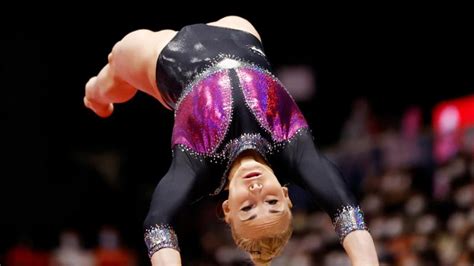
[143,23,367,258]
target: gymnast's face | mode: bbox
[222,152,292,239]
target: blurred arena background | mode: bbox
[1,3,473,266]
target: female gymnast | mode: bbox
[84,15,379,266]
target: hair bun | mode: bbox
[251,251,274,266]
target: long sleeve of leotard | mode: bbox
[142,148,210,258]
[282,131,368,243]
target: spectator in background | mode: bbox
[5,235,38,266]
[50,229,94,266]
[94,226,137,266]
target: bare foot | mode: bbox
[84,96,114,118]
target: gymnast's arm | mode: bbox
[286,132,379,266]
[84,29,175,117]
[143,148,208,265]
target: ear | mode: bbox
[282,187,293,209]
[222,200,231,224]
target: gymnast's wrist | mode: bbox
[333,205,368,243]
[144,224,180,258]
[150,248,182,266]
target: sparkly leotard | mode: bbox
[143,23,367,258]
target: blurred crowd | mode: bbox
[2,226,138,266]
[2,98,474,266]
[184,100,474,265]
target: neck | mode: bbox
[227,150,266,181]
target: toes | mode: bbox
[85,76,98,98]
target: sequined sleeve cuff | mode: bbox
[144,224,180,258]
[333,205,368,244]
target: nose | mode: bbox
[249,183,263,192]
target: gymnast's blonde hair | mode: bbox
[229,215,293,266]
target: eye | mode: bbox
[241,205,252,212]
[266,199,278,205]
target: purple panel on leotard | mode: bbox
[172,70,232,154]
[236,67,308,142]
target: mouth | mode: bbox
[242,171,262,179]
